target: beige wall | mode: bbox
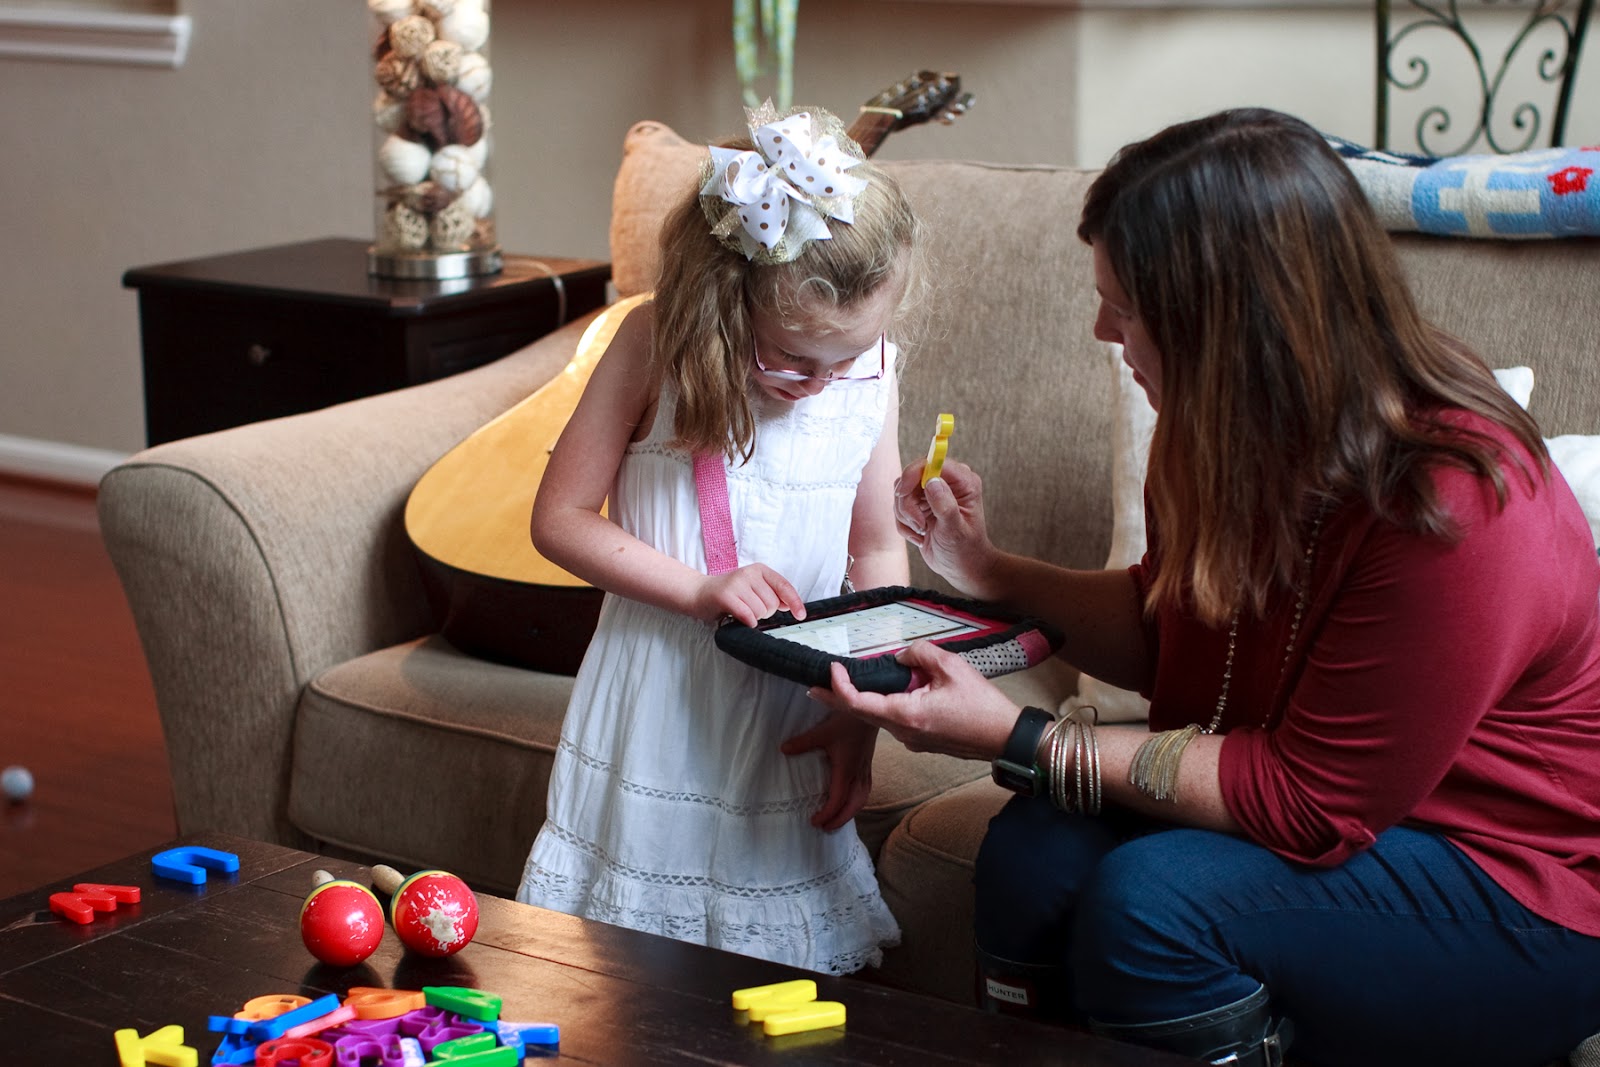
[1076,7,1599,166]
[493,0,1080,256]
[1,1,1593,469]
[0,0,1076,465]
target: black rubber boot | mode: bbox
[1091,985,1293,1066]
[973,943,1071,1021]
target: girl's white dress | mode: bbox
[516,351,902,975]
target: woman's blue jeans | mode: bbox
[974,793,1600,1067]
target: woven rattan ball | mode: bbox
[453,52,491,102]
[373,91,407,133]
[389,14,436,59]
[404,180,457,214]
[418,38,463,84]
[367,0,414,27]
[378,134,432,185]
[383,203,430,251]
[437,1,488,52]
[458,176,492,219]
[374,53,420,99]
[429,143,480,192]
[430,199,476,250]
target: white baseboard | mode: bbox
[0,433,129,488]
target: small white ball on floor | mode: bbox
[2,764,33,802]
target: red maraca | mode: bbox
[373,864,479,957]
[299,870,385,967]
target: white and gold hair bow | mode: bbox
[700,105,870,262]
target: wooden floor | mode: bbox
[0,475,176,901]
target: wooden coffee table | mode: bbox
[0,833,1193,1065]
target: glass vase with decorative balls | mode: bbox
[368,0,500,280]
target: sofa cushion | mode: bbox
[609,120,705,298]
[857,653,1079,853]
[289,634,1052,893]
[872,775,1012,1004]
[1390,234,1600,439]
[290,636,575,893]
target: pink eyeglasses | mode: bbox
[752,334,886,384]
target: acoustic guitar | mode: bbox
[406,72,975,674]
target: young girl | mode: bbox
[516,104,920,974]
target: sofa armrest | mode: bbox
[98,312,603,846]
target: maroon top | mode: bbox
[1133,411,1600,936]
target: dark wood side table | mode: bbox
[123,238,611,445]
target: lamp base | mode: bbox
[368,247,504,280]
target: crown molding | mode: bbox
[890,1,1377,7]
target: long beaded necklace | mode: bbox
[1128,502,1328,800]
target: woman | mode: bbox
[809,109,1600,1067]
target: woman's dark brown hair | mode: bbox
[1078,108,1546,625]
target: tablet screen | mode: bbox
[762,600,985,657]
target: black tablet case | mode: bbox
[714,585,1064,694]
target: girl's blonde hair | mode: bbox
[651,115,922,462]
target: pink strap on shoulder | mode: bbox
[693,451,739,575]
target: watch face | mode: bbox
[994,706,1051,798]
[991,759,1038,797]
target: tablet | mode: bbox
[761,598,997,657]
[715,586,1063,694]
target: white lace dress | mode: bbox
[516,354,902,975]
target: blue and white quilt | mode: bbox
[1326,135,1600,239]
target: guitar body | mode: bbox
[407,297,645,672]
[406,75,973,674]
[413,557,602,676]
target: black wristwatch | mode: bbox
[991,706,1055,797]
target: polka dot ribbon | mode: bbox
[701,108,869,261]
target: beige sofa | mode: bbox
[100,119,1600,1006]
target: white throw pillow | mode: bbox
[1061,343,1155,724]
[1549,434,1600,549]
[1493,365,1534,410]
[1493,366,1600,549]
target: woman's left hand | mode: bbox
[808,641,1020,762]
[780,711,879,832]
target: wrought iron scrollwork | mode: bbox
[1377,0,1595,155]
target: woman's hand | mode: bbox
[894,459,998,598]
[693,565,807,626]
[808,640,1020,762]
[779,712,879,832]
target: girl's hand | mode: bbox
[808,641,1019,762]
[694,564,808,626]
[779,712,879,832]
[894,459,997,598]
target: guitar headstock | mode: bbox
[862,71,976,133]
